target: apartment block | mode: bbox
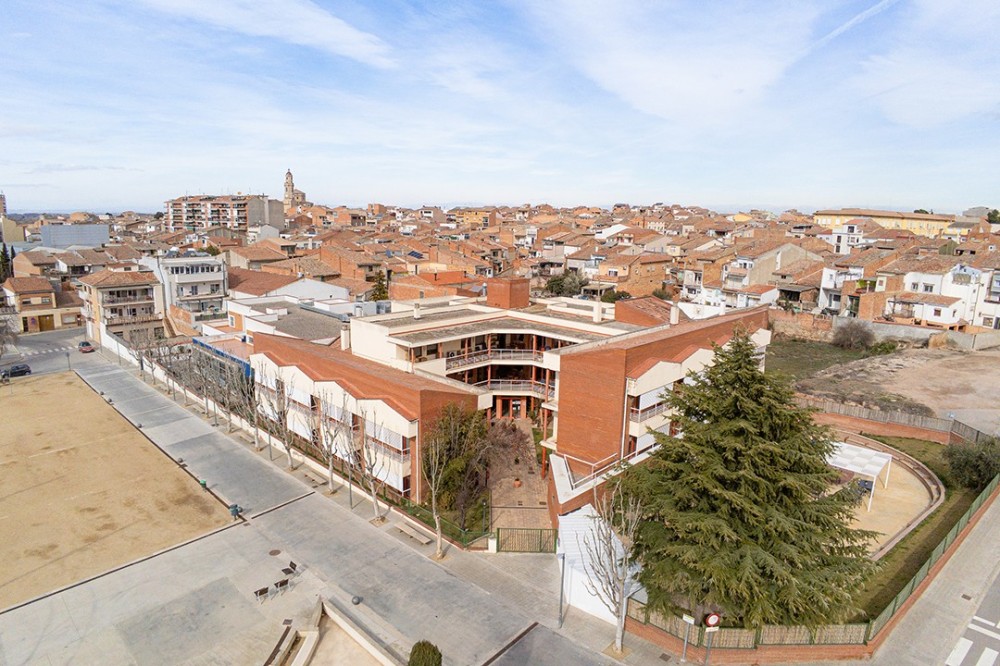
[165,194,283,232]
[140,254,228,318]
[248,277,770,521]
[78,266,166,344]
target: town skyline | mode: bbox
[3,0,1000,212]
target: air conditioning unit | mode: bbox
[447,351,456,358]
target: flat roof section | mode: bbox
[388,316,610,346]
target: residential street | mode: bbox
[1,327,99,377]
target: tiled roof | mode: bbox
[890,291,961,307]
[228,267,299,296]
[78,269,160,288]
[230,245,288,261]
[3,277,53,294]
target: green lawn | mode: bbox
[852,435,977,619]
[764,338,868,382]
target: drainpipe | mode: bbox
[620,378,634,463]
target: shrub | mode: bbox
[832,319,874,350]
[408,640,442,666]
[945,439,1000,490]
[868,340,898,356]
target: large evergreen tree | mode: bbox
[0,243,10,282]
[619,328,877,628]
[371,270,389,301]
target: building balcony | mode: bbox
[473,379,554,398]
[445,348,543,370]
[629,401,671,423]
[103,293,155,304]
[177,292,223,300]
[105,313,162,326]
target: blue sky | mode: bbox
[2,0,998,214]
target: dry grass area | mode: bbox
[0,372,230,609]
[795,348,973,415]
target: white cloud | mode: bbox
[517,1,823,127]
[853,0,1000,127]
[136,0,395,68]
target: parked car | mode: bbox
[78,341,96,353]
[1,363,31,379]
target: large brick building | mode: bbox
[248,277,770,522]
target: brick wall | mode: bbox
[486,277,530,309]
[770,309,835,342]
[811,412,951,444]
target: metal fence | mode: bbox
[797,395,997,446]
[626,472,1000,650]
[794,396,953,432]
[496,527,558,553]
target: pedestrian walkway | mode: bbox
[0,361,648,665]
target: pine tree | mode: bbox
[619,328,877,628]
[371,270,389,301]
[0,243,9,282]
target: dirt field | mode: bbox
[0,372,230,609]
[796,347,1000,422]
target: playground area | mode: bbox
[0,372,230,609]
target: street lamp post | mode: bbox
[557,553,566,628]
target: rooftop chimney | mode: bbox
[593,301,602,323]
[341,322,351,350]
[670,302,680,325]
[413,302,422,319]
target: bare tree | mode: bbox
[355,408,389,524]
[257,366,297,469]
[229,363,262,449]
[126,328,161,383]
[318,390,351,494]
[423,404,472,559]
[455,417,530,529]
[579,482,644,655]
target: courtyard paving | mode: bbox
[0,362,655,665]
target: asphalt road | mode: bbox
[1,327,103,378]
[945,572,1000,666]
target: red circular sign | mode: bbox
[704,612,721,627]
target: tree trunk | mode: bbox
[327,452,335,493]
[614,580,627,653]
[369,481,382,522]
[285,432,294,469]
[252,410,260,451]
[432,496,444,559]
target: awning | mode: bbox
[827,441,893,512]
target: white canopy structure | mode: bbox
[827,442,893,512]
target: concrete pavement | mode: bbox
[0,361,639,665]
[6,352,996,665]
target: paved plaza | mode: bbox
[0,361,646,665]
[3,353,998,665]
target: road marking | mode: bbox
[23,346,74,356]
[968,623,1000,641]
[976,648,999,666]
[948,638,973,666]
[973,616,1000,628]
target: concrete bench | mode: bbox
[303,472,325,488]
[396,521,433,545]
